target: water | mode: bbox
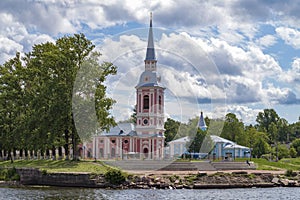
[0,187,299,200]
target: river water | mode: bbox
[0,187,299,200]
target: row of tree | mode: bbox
[164,109,300,160]
[0,34,117,161]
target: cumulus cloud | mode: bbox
[226,105,262,125]
[276,27,300,49]
[1,0,300,123]
[256,35,277,48]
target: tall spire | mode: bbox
[198,111,207,131]
[145,12,156,61]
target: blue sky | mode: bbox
[1,0,300,124]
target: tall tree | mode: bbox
[0,34,117,160]
[164,118,181,145]
[221,113,245,144]
[256,109,280,134]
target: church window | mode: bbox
[159,95,162,110]
[124,140,129,144]
[143,95,149,109]
[111,140,116,144]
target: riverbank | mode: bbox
[1,168,300,190]
[1,159,300,189]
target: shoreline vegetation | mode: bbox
[0,159,300,189]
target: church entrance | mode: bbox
[143,148,149,159]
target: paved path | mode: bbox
[124,169,286,175]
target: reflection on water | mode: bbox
[0,187,299,200]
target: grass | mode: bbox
[0,160,109,174]
[236,158,300,171]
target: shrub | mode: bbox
[285,169,297,177]
[0,167,20,181]
[289,147,297,158]
[104,168,126,185]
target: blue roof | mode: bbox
[100,123,135,136]
[145,12,156,61]
[198,112,207,131]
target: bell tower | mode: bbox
[135,13,165,159]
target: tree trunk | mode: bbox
[64,129,70,160]
[19,149,23,159]
[46,149,50,159]
[71,114,79,161]
[52,146,56,160]
[24,149,28,160]
[58,146,63,160]
[0,148,3,160]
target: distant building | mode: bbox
[209,135,250,160]
[166,112,251,160]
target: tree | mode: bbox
[130,105,137,124]
[276,144,290,160]
[251,132,270,158]
[164,118,181,145]
[187,128,207,153]
[221,113,246,145]
[289,147,297,158]
[291,139,300,157]
[256,109,280,134]
[0,34,117,160]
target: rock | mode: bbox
[155,177,161,182]
[175,185,183,189]
[272,177,279,184]
[280,179,289,186]
[232,171,247,175]
[174,179,180,184]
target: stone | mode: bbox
[271,177,279,184]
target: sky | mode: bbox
[1,0,300,125]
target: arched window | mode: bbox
[143,95,149,109]
[159,95,162,110]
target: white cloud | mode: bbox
[1,0,299,124]
[226,105,262,124]
[276,27,300,49]
[256,34,277,48]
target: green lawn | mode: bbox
[236,158,300,171]
[0,160,108,174]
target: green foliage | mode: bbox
[285,169,297,177]
[164,118,181,145]
[187,128,207,153]
[221,113,245,145]
[0,167,20,181]
[0,33,117,159]
[169,174,180,182]
[276,144,290,160]
[289,147,297,158]
[291,139,300,156]
[252,133,271,158]
[104,168,126,185]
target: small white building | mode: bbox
[167,136,189,158]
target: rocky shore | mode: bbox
[111,171,300,189]
[2,168,300,189]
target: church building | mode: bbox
[81,13,165,160]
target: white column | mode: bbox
[148,138,151,159]
[140,139,142,159]
[96,138,99,159]
[152,138,155,159]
